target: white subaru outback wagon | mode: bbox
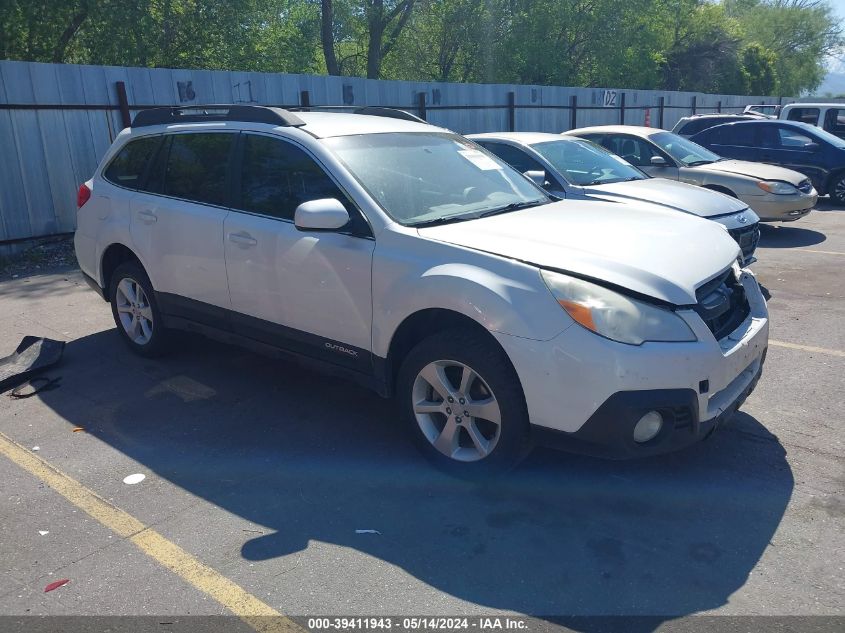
[74,105,769,474]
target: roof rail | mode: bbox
[131,105,306,128]
[288,105,428,124]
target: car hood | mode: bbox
[417,200,740,305]
[582,178,748,217]
[694,159,807,185]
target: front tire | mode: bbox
[830,174,845,205]
[397,328,530,476]
[108,261,169,357]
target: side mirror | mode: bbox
[523,170,547,187]
[650,155,668,166]
[294,198,350,232]
[804,142,821,152]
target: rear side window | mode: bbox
[238,134,349,221]
[103,136,161,189]
[786,107,820,125]
[677,118,725,136]
[162,133,234,206]
[708,124,756,147]
[480,143,545,174]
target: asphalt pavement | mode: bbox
[0,200,842,632]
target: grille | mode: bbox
[727,222,760,262]
[797,179,813,194]
[694,268,751,341]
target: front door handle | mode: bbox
[228,231,257,247]
[137,209,157,224]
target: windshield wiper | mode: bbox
[582,176,641,186]
[687,160,715,166]
[411,215,477,228]
[477,199,546,218]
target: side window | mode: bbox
[786,107,820,125]
[238,134,357,224]
[710,124,755,147]
[679,118,712,136]
[776,127,816,150]
[824,109,845,136]
[480,143,544,174]
[103,136,162,190]
[163,133,234,206]
[605,135,658,167]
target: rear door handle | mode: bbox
[228,231,257,247]
[137,209,157,224]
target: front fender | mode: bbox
[371,231,571,358]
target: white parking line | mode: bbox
[769,340,845,358]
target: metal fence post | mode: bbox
[418,92,427,121]
[658,96,665,129]
[507,91,515,131]
[570,95,577,130]
[691,95,697,115]
[115,81,131,128]
[717,100,722,113]
[300,90,310,108]
[620,92,626,124]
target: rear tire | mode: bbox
[397,328,531,477]
[108,261,169,357]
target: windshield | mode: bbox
[532,138,646,186]
[649,131,722,166]
[323,133,548,226]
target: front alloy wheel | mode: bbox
[398,328,530,475]
[412,360,502,462]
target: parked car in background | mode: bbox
[673,114,767,138]
[779,102,845,139]
[74,105,768,474]
[469,132,760,264]
[743,104,780,118]
[689,120,845,205]
[567,125,817,222]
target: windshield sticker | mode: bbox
[458,149,502,170]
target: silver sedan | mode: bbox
[566,125,817,222]
[469,131,761,264]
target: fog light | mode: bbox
[633,411,663,443]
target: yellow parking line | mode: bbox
[769,340,845,358]
[0,431,301,633]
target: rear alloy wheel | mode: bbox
[398,329,530,476]
[115,277,154,345]
[832,174,845,205]
[109,261,169,357]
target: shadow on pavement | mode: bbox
[758,223,826,248]
[39,330,794,630]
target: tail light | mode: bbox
[77,183,91,208]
